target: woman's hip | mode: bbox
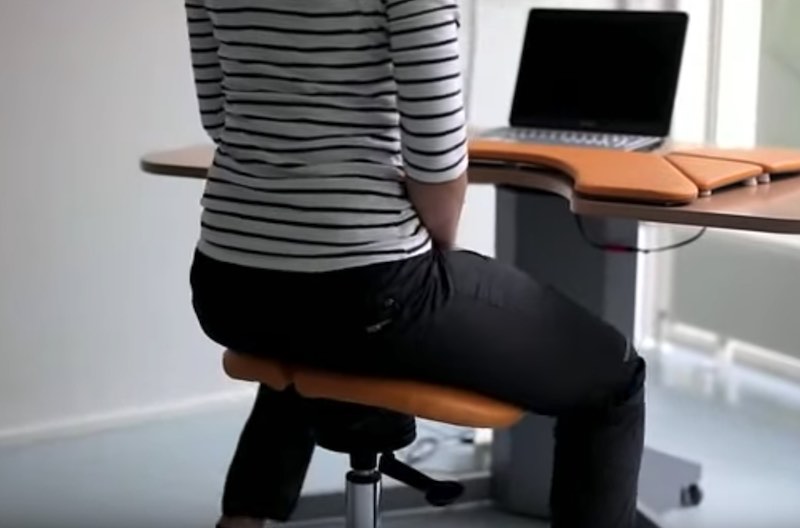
[188,247,445,369]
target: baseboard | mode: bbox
[0,387,256,448]
[660,319,800,384]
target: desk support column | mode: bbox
[490,187,638,518]
[490,187,702,526]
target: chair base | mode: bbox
[307,400,467,527]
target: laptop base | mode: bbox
[481,126,664,152]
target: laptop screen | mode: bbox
[509,9,688,136]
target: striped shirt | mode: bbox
[185,0,469,272]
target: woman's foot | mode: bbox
[217,516,269,528]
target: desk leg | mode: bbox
[490,188,702,525]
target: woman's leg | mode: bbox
[190,247,644,526]
[221,385,315,523]
[384,250,645,528]
[190,251,318,523]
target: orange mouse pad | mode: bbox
[469,140,698,204]
[665,154,764,194]
[673,147,800,175]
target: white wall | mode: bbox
[672,0,711,143]
[715,0,762,147]
[757,0,800,148]
[0,0,239,441]
[456,0,497,255]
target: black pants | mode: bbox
[190,248,645,528]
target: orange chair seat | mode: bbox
[222,350,524,429]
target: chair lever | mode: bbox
[378,452,464,507]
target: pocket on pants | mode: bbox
[362,296,401,336]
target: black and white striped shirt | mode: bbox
[185,0,469,272]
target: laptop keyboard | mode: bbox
[492,128,661,151]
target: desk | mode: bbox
[141,144,800,234]
[141,144,800,527]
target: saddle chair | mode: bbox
[222,350,525,528]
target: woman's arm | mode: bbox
[386,0,469,249]
[185,0,225,143]
[405,175,467,250]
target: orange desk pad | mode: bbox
[674,147,800,174]
[468,140,800,204]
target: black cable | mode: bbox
[574,216,707,254]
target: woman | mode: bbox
[185,1,645,527]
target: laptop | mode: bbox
[482,8,689,152]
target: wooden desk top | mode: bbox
[141,144,800,235]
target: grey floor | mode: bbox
[301,505,544,528]
[1,348,800,527]
[380,508,541,528]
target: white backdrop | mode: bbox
[0,0,237,442]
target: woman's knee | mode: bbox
[613,347,646,402]
[583,339,646,411]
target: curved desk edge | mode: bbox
[141,144,213,179]
[140,145,800,236]
[475,166,800,235]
